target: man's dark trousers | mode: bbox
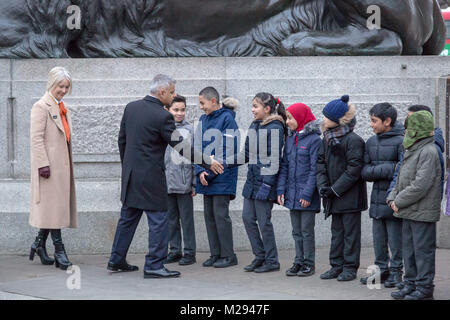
[372,218,403,272]
[167,193,196,257]
[109,205,169,270]
[329,212,361,273]
[403,219,436,291]
[203,195,235,258]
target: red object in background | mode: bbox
[443,11,450,46]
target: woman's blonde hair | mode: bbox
[46,67,72,94]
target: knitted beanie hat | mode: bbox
[287,103,316,132]
[322,95,350,124]
[403,110,435,149]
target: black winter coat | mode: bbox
[362,123,404,219]
[316,131,368,217]
[119,96,208,211]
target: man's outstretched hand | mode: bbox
[209,156,224,175]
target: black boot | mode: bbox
[51,229,72,270]
[29,229,54,265]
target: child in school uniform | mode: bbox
[277,103,321,277]
[241,93,286,273]
[388,111,442,300]
[164,95,197,266]
[316,95,368,282]
[194,87,239,268]
[360,103,404,287]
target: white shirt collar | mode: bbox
[48,92,61,105]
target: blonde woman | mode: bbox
[29,67,77,270]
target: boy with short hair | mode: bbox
[360,103,404,288]
[164,95,197,266]
[194,87,239,268]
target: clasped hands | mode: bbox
[200,156,224,186]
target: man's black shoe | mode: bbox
[165,252,182,264]
[202,255,220,267]
[254,263,280,273]
[391,285,415,300]
[286,263,302,276]
[143,267,181,278]
[297,265,315,277]
[107,261,139,272]
[213,255,238,268]
[244,259,265,272]
[320,268,342,280]
[337,271,357,282]
[384,271,403,288]
[179,255,196,266]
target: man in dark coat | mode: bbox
[360,103,404,288]
[316,96,368,282]
[107,74,223,279]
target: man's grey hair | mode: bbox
[149,74,176,95]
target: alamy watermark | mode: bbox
[367,5,381,30]
[366,265,381,290]
[66,265,81,290]
[170,125,281,176]
[67,5,81,30]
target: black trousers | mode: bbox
[403,219,436,289]
[372,218,403,272]
[167,193,196,257]
[203,195,235,258]
[329,212,361,273]
[290,210,316,267]
[242,198,278,264]
[109,205,168,270]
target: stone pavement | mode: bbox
[1,248,449,300]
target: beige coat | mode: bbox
[29,92,77,229]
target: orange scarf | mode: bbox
[59,102,71,143]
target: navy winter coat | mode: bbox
[362,122,404,220]
[194,106,239,198]
[277,120,321,212]
[242,115,285,201]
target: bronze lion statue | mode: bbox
[0,0,445,58]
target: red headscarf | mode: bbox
[287,103,316,132]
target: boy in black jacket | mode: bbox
[316,95,368,282]
[360,103,404,288]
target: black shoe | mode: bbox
[213,255,238,268]
[404,288,434,300]
[244,259,265,272]
[391,284,415,300]
[286,263,302,276]
[360,270,389,285]
[107,261,139,272]
[384,271,403,288]
[254,263,280,273]
[337,271,357,282]
[29,229,54,265]
[179,255,196,266]
[396,281,405,290]
[165,252,182,264]
[143,267,181,279]
[51,229,72,270]
[202,255,220,267]
[320,268,342,280]
[297,265,315,277]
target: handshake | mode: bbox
[319,187,339,199]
